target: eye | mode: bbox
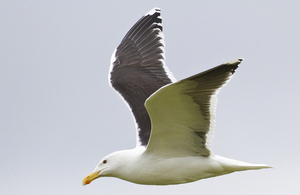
[103,160,107,164]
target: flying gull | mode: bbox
[82,8,270,185]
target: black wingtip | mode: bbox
[226,58,243,66]
[145,8,161,16]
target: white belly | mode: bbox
[118,155,226,185]
[113,153,269,185]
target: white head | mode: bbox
[82,149,136,185]
[82,152,121,185]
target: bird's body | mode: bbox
[82,7,270,186]
[100,148,268,185]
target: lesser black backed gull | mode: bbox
[82,7,270,186]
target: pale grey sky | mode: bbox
[1,0,299,194]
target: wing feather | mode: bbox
[145,59,243,156]
[109,8,175,146]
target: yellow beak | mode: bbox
[82,170,101,186]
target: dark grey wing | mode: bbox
[109,8,176,146]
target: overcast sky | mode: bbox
[1,0,299,194]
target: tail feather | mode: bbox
[215,155,272,172]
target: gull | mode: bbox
[82,8,270,186]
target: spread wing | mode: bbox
[109,8,176,146]
[145,59,243,156]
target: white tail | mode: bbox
[215,155,272,172]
